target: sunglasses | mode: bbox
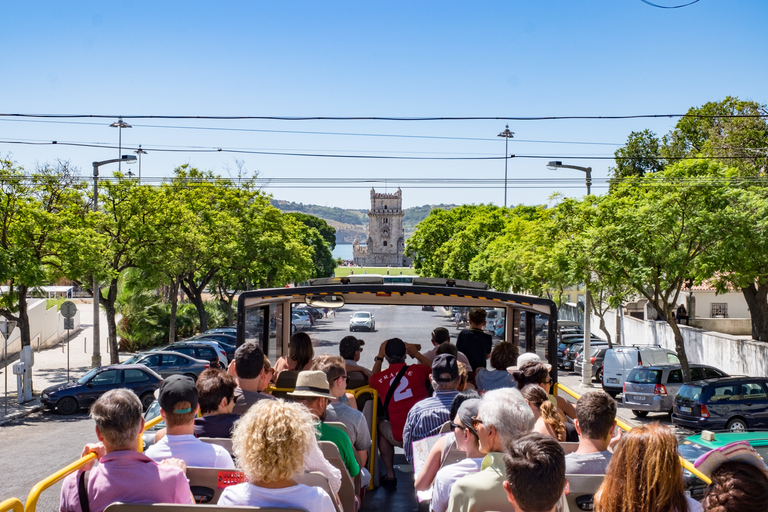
[452,422,478,436]
[542,379,553,385]
[356,348,364,353]
[230,395,239,404]
[338,375,349,382]
[471,416,484,429]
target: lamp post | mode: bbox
[91,155,137,368]
[498,125,515,207]
[134,145,147,183]
[109,118,132,172]
[546,160,594,385]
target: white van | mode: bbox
[601,346,679,397]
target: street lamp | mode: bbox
[109,118,132,172]
[134,145,147,183]
[546,160,594,385]
[498,125,515,207]
[91,154,137,368]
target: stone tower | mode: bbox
[352,188,412,267]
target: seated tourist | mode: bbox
[566,390,618,474]
[421,327,471,367]
[414,390,481,493]
[701,450,768,512]
[403,354,461,464]
[430,399,485,512]
[145,375,235,468]
[288,370,360,479]
[503,432,568,512]
[273,331,315,379]
[193,368,240,438]
[475,342,517,391]
[229,342,276,415]
[218,399,336,512]
[521,384,567,442]
[446,387,535,512]
[59,389,192,512]
[340,335,372,379]
[594,423,702,512]
[511,356,578,421]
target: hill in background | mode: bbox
[271,199,456,244]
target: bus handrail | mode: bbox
[554,382,711,485]
[25,453,97,512]
[0,498,23,512]
[138,414,164,452]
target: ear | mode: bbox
[502,480,517,506]
[574,418,582,435]
[219,396,229,409]
[608,420,617,438]
[159,408,167,420]
[95,425,105,443]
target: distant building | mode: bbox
[353,188,412,267]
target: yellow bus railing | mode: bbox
[25,453,97,512]
[554,382,711,485]
[0,498,23,512]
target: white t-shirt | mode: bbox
[430,457,484,512]
[145,434,234,469]
[218,482,336,512]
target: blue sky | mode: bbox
[1,1,766,210]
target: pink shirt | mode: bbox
[60,450,193,512]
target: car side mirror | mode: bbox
[86,381,94,388]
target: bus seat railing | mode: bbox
[0,498,23,512]
[25,453,97,512]
[554,382,711,485]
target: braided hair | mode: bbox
[521,384,566,442]
[702,461,768,512]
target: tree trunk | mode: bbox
[615,307,622,347]
[102,279,121,364]
[667,317,692,382]
[180,269,217,333]
[596,313,612,346]
[742,282,768,342]
[168,279,179,344]
[17,285,30,348]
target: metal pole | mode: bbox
[586,167,592,196]
[117,125,122,172]
[92,162,101,368]
[504,136,508,208]
[582,286,593,386]
[67,328,70,381]
[3,336,7,415]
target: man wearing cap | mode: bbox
[229,342,276,415]
[369,338,432,486]
[339,335,372,378]
[288,370,361,479]
[145,375,235,469]
[59,389,193,512]
[430,399,485,512]
[402,354,461,464]
[420,327,471,367]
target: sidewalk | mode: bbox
[0,303,124,425]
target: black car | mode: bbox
[421,305,435,311]
[557,339,583,368]
[160,342,223,368]
[189,333,236,360]
[41,364,162,415]
[672,376,768,432]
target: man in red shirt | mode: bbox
[369,338,432,487]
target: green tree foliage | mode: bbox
[286,212,336,279]
[286,212,336,249]
[611,129,667,179]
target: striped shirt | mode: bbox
[402,390,459,463]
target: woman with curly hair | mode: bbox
[594,423,701,512]
[521,384,566,441]
[702,460,768,512]
[218,399,336,511]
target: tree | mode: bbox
[611,129,667,180]
[286,213,336,278]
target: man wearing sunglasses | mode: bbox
[446,387,534,512]
[430,399,485,512]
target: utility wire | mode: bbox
[640,0,700,8]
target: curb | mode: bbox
[0,398,43,426]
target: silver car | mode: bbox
[623,363,728,417]
[349,311,375,332]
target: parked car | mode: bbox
[349,311,375,332]
[141,398,165,450]
[558,338,596,369]
[122,350,210,381]
[573,346,611,382]
[602,346,679,398]
[292,313,311,332]
[623,364,728,417]
[672,376,768,432]
[569,341,608,373]
[158,342,225,369]
[293,309,315,326]
[41,364,162,415]
[189,333,236,360]
[421,305,435,311]
[204,327,237,336]
[493,318,505,338]
[678,430,768,499]
[485,309,501,332]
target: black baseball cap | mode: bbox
[432,354,459,382]
[157,375,198,414]
[339,336,365,358]
[384,338,406,358]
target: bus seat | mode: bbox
[273,370,301,399]
[105,503,308,512]
[199,437,233,455]
[297,471,342,512]
[319,441,358,512]
[564,474,604,512]
[183,467,246,504]
[347,371,369,390]
[559,442,580,455]
[325,421,350,437]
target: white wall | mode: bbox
[589,309,768,377]
[2,299,82,359]
[691,290,750,319]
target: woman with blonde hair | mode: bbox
[594,423,701,512]
[521,384,566,441]
[218,399,335,511]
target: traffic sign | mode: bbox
[61,301,77,319]
[64,318,75,330]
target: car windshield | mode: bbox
[677,385,704,402]
[77,367,101,384]
[122,354,141,364]
[627,368,662,384]
[677,439,711,463]
[352,313,370,318]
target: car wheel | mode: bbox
[57,396,78,415]
[218,361,226,370]
[727,418,748,432]
[605,391,618,399]
[594,368,603,382]
[632,410,649,418]
[140,392,155,410]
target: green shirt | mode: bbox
[318,422,360,477]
